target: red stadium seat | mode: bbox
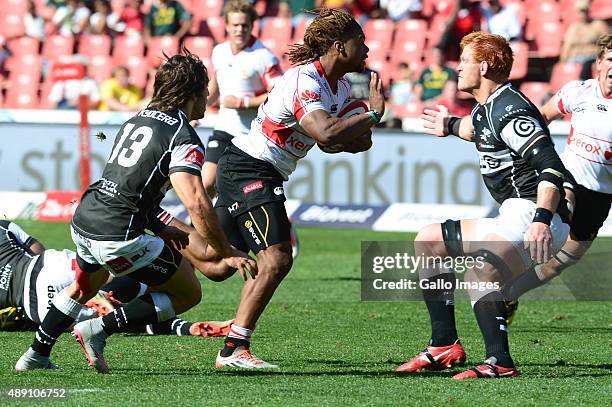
[78,35,112,57]
[200,15,226,43]
[364,19,394,44]
[590,0,612,20]
[393,101,423,119]
[183,36,214,59]
[88,55,113,83]
[252,19,260,37]
[7,36,40,57]
[191,0,223,19]
[550,62,582,92]
[5,54,42,77]
[124,55,149,88]
[525,1,560,23]
[113,35,145,62]
[532,21,563,58]
[520,82,551,107]
[365,39,389,61]
[8,70,41,93]
[42,35,75,62]
[292,19,312,43]
[5,72,40,109]
[146,36,179,67]
[260,17,292,47]
[0,12,25,38]
[390,19,427,65]
[261,37,288,60]
[509,41,528,80]
[427,15,448,48]
[1,0,28,14]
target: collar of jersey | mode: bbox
[484,82,511,105]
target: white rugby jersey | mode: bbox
[232,60,351,179]
[554,79,612,194]
[212,36,282,137]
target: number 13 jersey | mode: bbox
[72,108,205,241]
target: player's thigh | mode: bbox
[152,256,201,310]
[204,130,233,164]
[202,161,218,188]
[570,186,612,241]
[235,201,291,255]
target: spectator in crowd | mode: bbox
[438,0,482,60]
[24,0,45,40]
[433,81,474,116]
[390,62,415,106]
[89,0,121,35]
[345,65,378,100]
[0,38,11,76]
[99,66,143,111]
[481,0,521,41]
[48,0,68,9]
[144,0,192,44]
[560,1,609,80]
[278,0,321,27]
[48,62,100,109]
[51,0,91,36]
[414,47,457,102]
[117,0,145,37]
[379,0,422,21]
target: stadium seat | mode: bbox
[0,0,28,15]
[509,41,528,80]
[183,36,214,59]
[39,76,56,109]
[364,19,394,44]
[532,21,563,58]
[292,19,312,43]
[7,36,40,57]
[124,55,150,88]
[590,0,612,20]
[550,62,582,92]
[519,82,551,106]
[78,35,112,58]
[390,19,427,65]
[5,54,42,77]
[427,15,448,48]
[260,17,292,48]
[199,15,226,43]
[365,39,389,61]
[42,35,75,62]
[113,35,145,63]
[261,37,289,60]
[5,72,40,109]
[88,55,113,83]
[252,19,260,37]
[191,0,223,19]
[393,101,423,119]
[525,0,560,24]
[0,12,25,38]
[146,36,179,67]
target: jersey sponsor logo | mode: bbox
[274,186,284,196]
[476,114,482,121]
[480,128,492,142]
[568,134,604,156]
[0,264,12,291]
[512,118,537,137]
[480,155,501,169]
[243,181,263,194]
[106,256,133,274]
[605,147,612,161]
[208,140,220,148]
[285,135,314,153]
[228,202,240,214]
[185,147,204,166]
[597,104,607,112]
[99,178,118,198]
[244,220,262,246]
[36,190,81,222]
[330,104,338,114]
[130,247,151,263]
[300,90,320,102]
[149,262,169,274]
[47,285,56,310]
[505,105,513,112]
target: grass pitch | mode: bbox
[1,221,610,406]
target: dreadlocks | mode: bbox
[148,49,209,112]
[287,8,362,66]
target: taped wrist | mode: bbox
[447,117,461,136]
[533,208,553,225]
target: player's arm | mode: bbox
[300,72,384,148]
[539,95,564,124]
[207,74,220,107]
[3,221,45,254]
[421,105,474,142]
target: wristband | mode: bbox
[447,116,461,136]
[244,97,250,109]
[367,110,382,123]
[532,207,553,225]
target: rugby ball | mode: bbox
[319,99,369,153]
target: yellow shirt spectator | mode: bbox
[99,66,143,111]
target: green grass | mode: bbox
[1,221,611,406]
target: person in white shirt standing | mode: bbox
[214,8,385,369]
[503,34,612,303]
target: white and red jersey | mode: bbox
[212,36,282,137]
[232,60,351,179]
[554,79,612,194]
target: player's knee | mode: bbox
[415,223,447,257]
[262,247,293,280]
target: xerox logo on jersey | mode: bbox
[243,181,263,194]
[568,133,606,159]
[185,147,204,165]
[106,256,133,274]
[300,90,320,103]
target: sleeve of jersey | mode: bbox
[553,80,582,115]
[292,73,327,124]
[261,53,283,90]
[8,222,33,246]
[169,143,205,176]
[499,116,547,157]
[148,206,174,234]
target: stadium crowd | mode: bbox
[0,0,609,126]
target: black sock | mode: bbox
[422,273,458,346]
[473,291,514,368]
[221,337,250,357]
[101,277,143,303]
[503,268,547,300]
[31,305,76,357]
[147,317,193,336]
[101,294,161,335]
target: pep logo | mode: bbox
[185,147,204,165]
[300,90,320,102]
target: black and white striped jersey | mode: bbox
[72,108,205,241]
[0,221,39,309]
[472,82,550,204]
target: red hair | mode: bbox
[460,32,513,80]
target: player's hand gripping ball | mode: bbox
[319,99,369,153]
